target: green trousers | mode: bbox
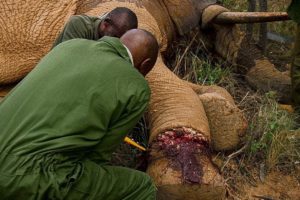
[291,24,300,107]
[0,152,156,200]
[65,160,156,200]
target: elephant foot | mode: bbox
[198,92,248,151]
[147,127,226,200]
[246,59,291,103]
[187,82,248,151]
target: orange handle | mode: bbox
[124,137,146,151]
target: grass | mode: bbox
[165,32,235,86]
[196,57,232,85]
[267,129,300,171]
[247,92,298,170]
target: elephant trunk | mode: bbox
[146,56,210,143]
[146,55,227,199]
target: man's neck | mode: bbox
[122,44,134,66]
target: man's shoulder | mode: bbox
[119,67,150,94]
[68,14,99,25]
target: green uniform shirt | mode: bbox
[288,0,300,23]
[288,0,300,106]
[52,14,105,48]
[0,37,151,199]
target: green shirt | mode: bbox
[52,14,105,48]
[288,0,300,23]
[0,36,150,163]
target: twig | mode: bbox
[221,144,248,172]
[225,181,242,200]
[173,33,198,73]
[198,38,209,53]
[238,91,250,106]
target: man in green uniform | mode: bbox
[288,0,300,107]
[52,7,138,48]
[0,29,159,199]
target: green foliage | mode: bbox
[196,58,231,85]
[247,92,297,166]
[221,0,248,11]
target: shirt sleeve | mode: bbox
[87,78,151,164]
[52,15,92,48]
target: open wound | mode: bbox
[156,127,209,183]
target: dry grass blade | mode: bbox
[173,32,198,73]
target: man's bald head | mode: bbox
[99,7,138,38]
[121,29,159,76]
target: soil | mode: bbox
[229,167,300,200]
[242,171,300,200]
[211,153,300,199]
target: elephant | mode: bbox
[0,1,291,102]
[0,0,290,199]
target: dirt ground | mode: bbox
[242,171,300,200]
[219,156,300,200]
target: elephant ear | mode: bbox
[0,0,77,84]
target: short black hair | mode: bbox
[108,7,138,30]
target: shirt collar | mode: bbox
[98,36,133,65]
[122,44,134,66]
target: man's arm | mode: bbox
[88,78,150,164]
[52,15,92,48]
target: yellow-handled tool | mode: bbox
[124,136,146,151]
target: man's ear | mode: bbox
[139,58,152,76]
[102,20,109,28]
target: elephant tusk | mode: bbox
[213,12,290,24]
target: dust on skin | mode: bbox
[154,127,209,183]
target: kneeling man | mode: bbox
[0,29,159,200]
